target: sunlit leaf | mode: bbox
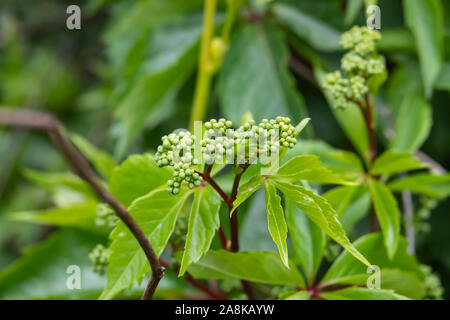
[370,150,427,175]
[272,180,370,267]
[179,186,221,276]
[367,178,400,259]
[263,180,289,268]
[110,154,172,206]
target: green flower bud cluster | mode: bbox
[341,52,385,76]
[89,244,111,275]
[416,197,437,233]
[156,117,298,194]
[324,26,385,109]
[201,118,234,165]
[233,117,297,164]
[341,26,381,55]
[155,130,202,195]
[421,264,444,300]
[95,203,118,229]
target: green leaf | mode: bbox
[325,268,425,300]
[339,187,371,233]
[378,29,415,52]
[105,0,203,39]
[435,63,450,91]
[272,3,341,51]
[390,93,432,153]
[72,134,117,179]
[323,186,357,218]
[279,290,310,300]
[404,0,444,97]
[218,23,308,126]
[388,173,450,199]
[294,118,310,137]
[110,154,172,206]
[6,201,100,233]
[0,229,106,299]
[272,155,356,185]
[24,169,95,201]
[100,188,193,300]
[230,175,263,216]
[179,186,221,276]
[113,15,202,153]
[272,180,370,267]
[322,233,423,284]
[344,0,364,26]
[286,200,325,282]
[283,140,364,183]
[188,250,305,287]
[263,180,289,268]
[321,287,409,300]
[367,178,400,259]
[240,190,278,252]
[370,150,427,175]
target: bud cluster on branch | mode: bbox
[323,26,385,109]
[155,116,299,194]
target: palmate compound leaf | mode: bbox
[320,233,425,299]
[282,140,364,183]
[388,172,450,199]
[179,186,222,276]
[188,250,305,288]
[369,150,428,175]
[271,179,371,268]
[270,155,358,186]
[320,269,424,300]
[263,180,289,268]
[100,187,193,300]
[367,178,400,259]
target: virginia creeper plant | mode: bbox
[0,0,448,301]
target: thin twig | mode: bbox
[401,180,415,254]
[0,108,164,300]
[414,151,447,175]
[288,56,318,88]
[196,170,232,208]
[229,164,255,300]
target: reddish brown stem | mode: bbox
[196,170,232,209]
[197,163,255,300]
[218,226,229,250]
[363,94,377,165]
[0,108,163,300]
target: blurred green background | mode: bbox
[0,0,449,299]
